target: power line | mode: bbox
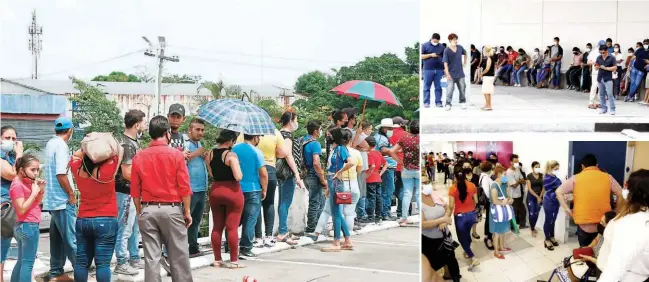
[12,49,146,81]
[179,54,416,78]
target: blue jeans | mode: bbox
[395,171,404,218]
[365,183,382,218]
[401,169,420,219]
[527,66,540,84]
[454,211,477,258]
[188,191,206,254]
[48,203,77,277]
[628,66,647,99]
[446,77,467,105]
[11,222,39,282]
[115,193,140,265]
[356,196,367,218]
[75,217,117,282]
[0,237,10,263]
[515,65,528,84]
[423,69,444,105]
[278,177,295,235]
[240,191,261,252]
[497,64,513,83]
[552,62,562,86]
[305,173,325,233]
[381,169,396,218]
[538,64,550,82]
[542,198,559,240]
[599,80,615,112]
[526,192,542,231]
[329,176,350,240]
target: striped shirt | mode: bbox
[542,174,561,203]
[42,136,75,211]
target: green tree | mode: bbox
[68,77,124,150]
[162,74,202,84]
[92,71,142,82]
[405,42,420,75]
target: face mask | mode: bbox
[432,42,438,46]
[318,129,323,137]
[614,48,619,52]
[587,48,592,52]
[553,169,562,180]
[597,223,606,235]
[386,130,393,138]
[1,140,14,152]
[622,189,629,200]
[645,44,649,49]
[460,155,465,158]
[136,132,143,140]
[422,184,433,195]
[513,163,520,169]
[573,52,578,55]
[292,122,299,131]
[533,167,542,174]
[462,167,472,174]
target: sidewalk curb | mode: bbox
[25,215,419,282]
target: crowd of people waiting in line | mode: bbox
[421,151,649,282]
[421,32,649,113]
[0,103,420,282]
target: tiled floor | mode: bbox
[425,173,580,282]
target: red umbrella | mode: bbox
[330,80,402,128]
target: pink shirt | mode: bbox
[10,177,42,223]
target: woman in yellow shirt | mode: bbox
[342,129,363,232]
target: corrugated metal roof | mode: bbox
[1,79,295,98]
[1,94,68,114]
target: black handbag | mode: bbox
[1,202,16,238]
[439,229,460,253]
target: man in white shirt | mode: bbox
[588,40,605,108]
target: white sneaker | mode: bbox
[253,238,264,248]
[445,105,452,111]
[460,103,467,109]
[264,236,276,247]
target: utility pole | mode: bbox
[28,10,43,79]
[142,36,179,117]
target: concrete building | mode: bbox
[421,0,649,72]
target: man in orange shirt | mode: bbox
[131,116,193,282]
[556,154,623,247]
[390,117,407,218]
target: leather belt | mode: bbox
[142,202,181,207]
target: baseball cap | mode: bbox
[168,103,186,116]
[54,117,73,131]
[392,116,409,125]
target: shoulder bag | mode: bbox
[490,182,514,223]
[333,147,352,205]
[0,202,16,238]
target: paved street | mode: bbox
[420,83,649,133]
[167,227,420,282]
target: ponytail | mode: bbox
[454,167,468,203]
[15,154,39,175]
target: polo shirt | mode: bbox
[421,41,445,70]
[9,177,42,222]
[42,135,75,211]
[232,142,264,193]
[507,51,519,65]
[551,44,564,61]
[389,127,406,172]
[633,48,649,71]
[442,45,466,79]
[130,140,192,203]
[596,54,617,82]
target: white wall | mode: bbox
[421,0,649,71]
[421,141,455,156]
[513,139,572,243]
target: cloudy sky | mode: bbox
[0,0,418,87]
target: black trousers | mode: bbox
[566,66,581,87]
[581,67,591,90]
[513,197,527,227]
[421,235,461,282]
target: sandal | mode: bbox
[550,237,559,246]
[494,252,505,259]
[544,240,555,251]
[321,245,342,252]
[226,261,246,269]
[501,247,512,253]
[277,234,298,246]
[341,244,354,251]
[480,107,493,111]
[213,260,227,268]
[472,232,481,240]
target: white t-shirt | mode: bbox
[615,53,625,67]
[588,51,599,75]
[598,211,649,282]
[479,172,494,199]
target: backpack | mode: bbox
[276,132,316,181]
[81,132,120,163]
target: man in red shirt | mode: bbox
[131,116,193,282]
[390,116,407,218]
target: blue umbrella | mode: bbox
[198,99,276,135]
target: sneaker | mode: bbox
[599,110,608,114]
[189,250,205,258]
[375,218,383,225]
[435,103,443,108]
[253,238,264,248]
[610,111,616,116]
[264,236,276,248]
[460,103,467,110]
[239,250,257,260]
[114,263,139,276]
[129,260,145,270]
[424,103,430,108]
[445,105,452,111]
[353,225,362,231]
